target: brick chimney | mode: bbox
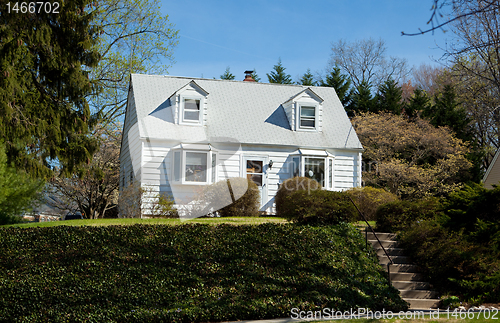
[243,70,256,82]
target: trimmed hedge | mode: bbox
[281,190,358,225]
[0,224,407,322]
[275,177,320,217]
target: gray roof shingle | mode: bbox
[129,74,362,150]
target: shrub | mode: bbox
[200,177,260,217]
[345,186,398,221]
[282,189,357,225]
[275,177,320,216]
[118,181,142,218]
[0,223,407,322]
[375,197,442,232]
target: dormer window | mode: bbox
[182,97,201,124]
[282,88,323,132]
[169,80,208,126]
[299,105,317,129]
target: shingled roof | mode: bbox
[128,74,362,150]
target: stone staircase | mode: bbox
[366,231,441,310]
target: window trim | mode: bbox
[180,96,204,125]
[297,103,318,131]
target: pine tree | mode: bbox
[375,79,403,114]
[0,0,101,178]
[348,81,376,116]
[320,66,352,107]
[0,142,44,224]
[405,88,430,120]
[267,58,293,84]
[425,84,471,142]
[220,67,235,80]
[250,70,261,82]
[299,69,315,86]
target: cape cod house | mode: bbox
[120,72,363,216]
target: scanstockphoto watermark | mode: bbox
[290,308,430,320]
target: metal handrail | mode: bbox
[348,197,394,283]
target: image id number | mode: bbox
[6,2,60,14]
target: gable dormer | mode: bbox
[169,80,209,126]
[282,88,324,132]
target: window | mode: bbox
[290,155,333,189]
[300,106,316,129]
[180,97,203,125]
[246,160,263,186]
[304,157,324,187]
[185,152,207,182]
[172,149,217,185]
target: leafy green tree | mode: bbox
[375,79,403,114]
[0,0,101,177]
[320,66,353,107]
[267,58,292,84]
[88,0,179,130]
[220,66,235,80]
[299,68,315,86]
[348,81,376,116]
[0,142,44,225]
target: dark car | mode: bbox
[64,213,83,220]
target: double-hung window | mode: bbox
[180,97,202,125]
[299,105,316,129]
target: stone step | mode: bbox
[365,232,397,241]
[384,264,420,273]
[400,289,439,299]
[404,298,441,310]
[390,272,425,281]
[379,255,413,265]
[374,247,406,257]
[369,239,400,248]
[392,281,431,290]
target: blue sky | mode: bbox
[160,0,451,82]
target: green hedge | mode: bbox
[281,190,358,225]
[0,224,407,322]
[275,177,320,217]
[375,197,442,232]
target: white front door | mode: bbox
[243,156,267,208]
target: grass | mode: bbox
[4,216,287,228]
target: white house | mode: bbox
[120,72,363,216]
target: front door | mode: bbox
[244,157,267,208]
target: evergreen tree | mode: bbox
[267,58,293,84]
[405,88,430,120]
[299,69,315,86]
[348,81,376,116]
[0,0,101,178]
[220,67,235,80]
[375,79,403,114]
[250,70,261,82]
[0,142,44,225]
[320,66,353,107]
[425,84,471,142]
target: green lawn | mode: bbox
[4,216,287,228]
